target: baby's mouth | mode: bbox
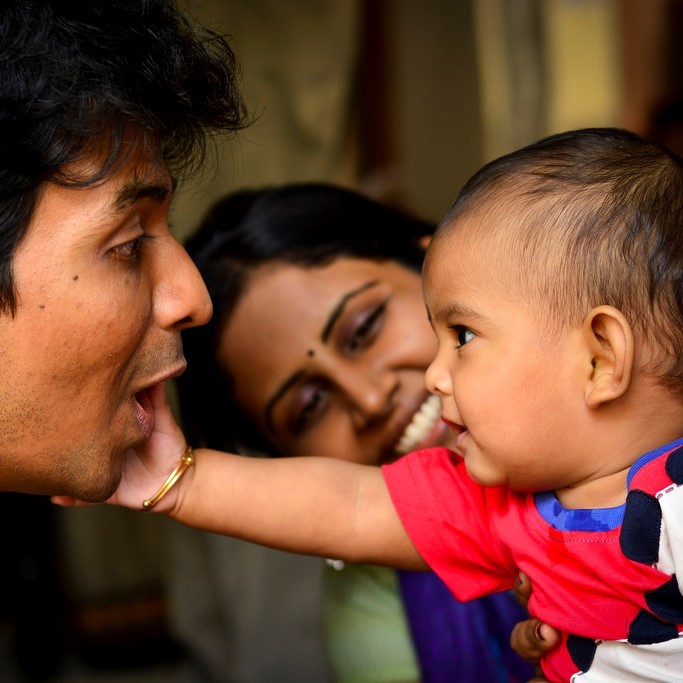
[395,395,441,455]
[441,418,469,452]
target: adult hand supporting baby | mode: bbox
[511,572,561,682]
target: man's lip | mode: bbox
[133,361,187,397]
[132,362,187,440]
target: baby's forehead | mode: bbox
[435,183,572,261]
[423,199,561,303]
[429,200,523,260]
[423,214,515,287]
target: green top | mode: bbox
[322,562,419,683]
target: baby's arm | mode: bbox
[171,448,426,570]
[52,382,426,571]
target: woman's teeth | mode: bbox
[395,394,441,455]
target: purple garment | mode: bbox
[397,570,535,682]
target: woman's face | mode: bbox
[218,257,455,465]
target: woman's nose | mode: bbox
[343,370,397,430]
[155,238,213,331]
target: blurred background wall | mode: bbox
[171,0,626,233]
[5,1,683,680]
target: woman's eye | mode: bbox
[291,385,328,434]
[453,325,475,348]
[348,302,386,352]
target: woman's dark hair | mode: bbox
[0,0,248,314]
[178,183,433,454]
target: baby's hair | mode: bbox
[439,128,683,391]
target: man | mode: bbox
[0,0,247,500]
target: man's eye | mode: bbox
[111,234,151,259]
[453,325,475,348]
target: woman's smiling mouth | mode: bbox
[395,394,443,455]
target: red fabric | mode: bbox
[382,447,677,682]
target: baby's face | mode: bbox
[422,217,592,493]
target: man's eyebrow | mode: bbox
[264,279,381,433]
[114,176,177,211]
[320,280,379,342]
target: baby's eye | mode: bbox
[452,325,475,348]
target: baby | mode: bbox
[58,128,683,682]
[386,127,683,680]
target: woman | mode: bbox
[176,183,536,682]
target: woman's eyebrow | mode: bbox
[264,279,381,433]
[320,280,379,342]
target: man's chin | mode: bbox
[59,467,121,503]
[75,488,115,504]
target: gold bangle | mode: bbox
[142,446,195,511]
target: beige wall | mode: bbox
[171,0,624,237]
[474,0,622,162]
[172,0,485,235]
[172,0,364,238]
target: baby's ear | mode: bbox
[582,305,634,408]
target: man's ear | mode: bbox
[582,305,634,408]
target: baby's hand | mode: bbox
[52,382,189,513]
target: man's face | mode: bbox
[0,156,212,500]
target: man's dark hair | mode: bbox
[0,0,248,313]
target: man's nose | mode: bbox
[155,238,213,331]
